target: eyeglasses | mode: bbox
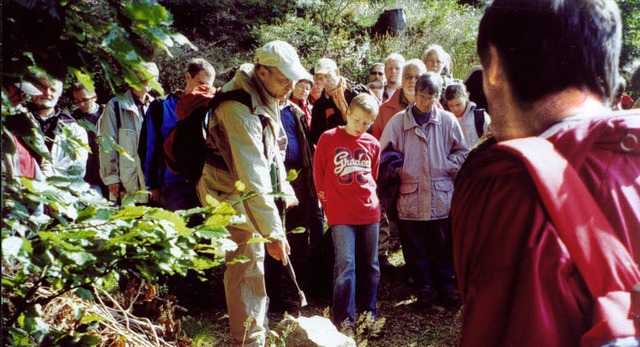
[264,66,293,87]
[370,71,384,76]
[74,96,97,104]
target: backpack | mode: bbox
[163,89,253,181]
[473,108,486,138]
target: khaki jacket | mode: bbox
[197,64,293,240]
[98,90,152,203]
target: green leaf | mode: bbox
[147,208,189,235]
[111,205,147,219]
[78,334,103,345]
[227,255,250,265]
[286,169,300,182]
[203,194,220,206]
[69,67,95,92]
[247,237,270,244]
[79,313,107,324]
[197,226,229,240]
[216,238,238,252]
[66,251,96,266]
[39,232,84,252]
[76,205,97,222]
[2,277,15,289]
[288,226,306,234]
[235,181,246,192]
[191,256,219,270]
[74,287,95,301]
[2,236,24,259]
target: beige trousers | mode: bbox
[224,225,269,346]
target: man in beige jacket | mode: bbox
[197,41,309,346]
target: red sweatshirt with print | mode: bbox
[313,126,381,226]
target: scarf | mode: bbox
[327,76,349,121]
[176,85,217,120]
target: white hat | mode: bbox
[255,40,312,82]
[14,81,42,96]
[314,58,338,75]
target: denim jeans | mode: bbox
[331,223,380,328]
[398,218,455,294]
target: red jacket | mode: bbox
[451,111,640,347]
[372,87,407,140]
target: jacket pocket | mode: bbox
[432,179,454,218]
[397,181,419,219]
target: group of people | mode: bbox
[4,0,640,346]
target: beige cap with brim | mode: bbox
[255,40,312,82]
[314,58,338,75]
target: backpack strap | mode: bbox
[473,108,485,138]
[496,137,640,344]
[205,89,257,172]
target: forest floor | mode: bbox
[180,249,461,346]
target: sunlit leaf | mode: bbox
[2,236,24,259]
[191,256,219,270]
[247,237,270,244]
[68,67,95,92]
[227,255,249,265]
[111,205,147,219]
[286,169,300,182]
[288,227,306,234]
[197,226,229,239]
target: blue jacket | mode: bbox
[143,92,190,189]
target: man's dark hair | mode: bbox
[477,0,621,107]
[415,73,442,96]
[187,58,215,78]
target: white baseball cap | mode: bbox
[255,40,312,82]
[14,81,42,96]
[314,58,338,75]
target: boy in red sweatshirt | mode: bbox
[313,93,381,335]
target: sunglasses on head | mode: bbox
[370,71,384,76]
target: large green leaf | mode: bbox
[196,226,229,240]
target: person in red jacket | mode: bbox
[313,93,381,336]
[451,0,640,346]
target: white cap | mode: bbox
[255,40,312,81]
[314,58,338,75]
[14,81,42,96]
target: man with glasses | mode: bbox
[369,63,386,84]
[72,82,107,197]
[197,40,307,347]
[98,62,158,204]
